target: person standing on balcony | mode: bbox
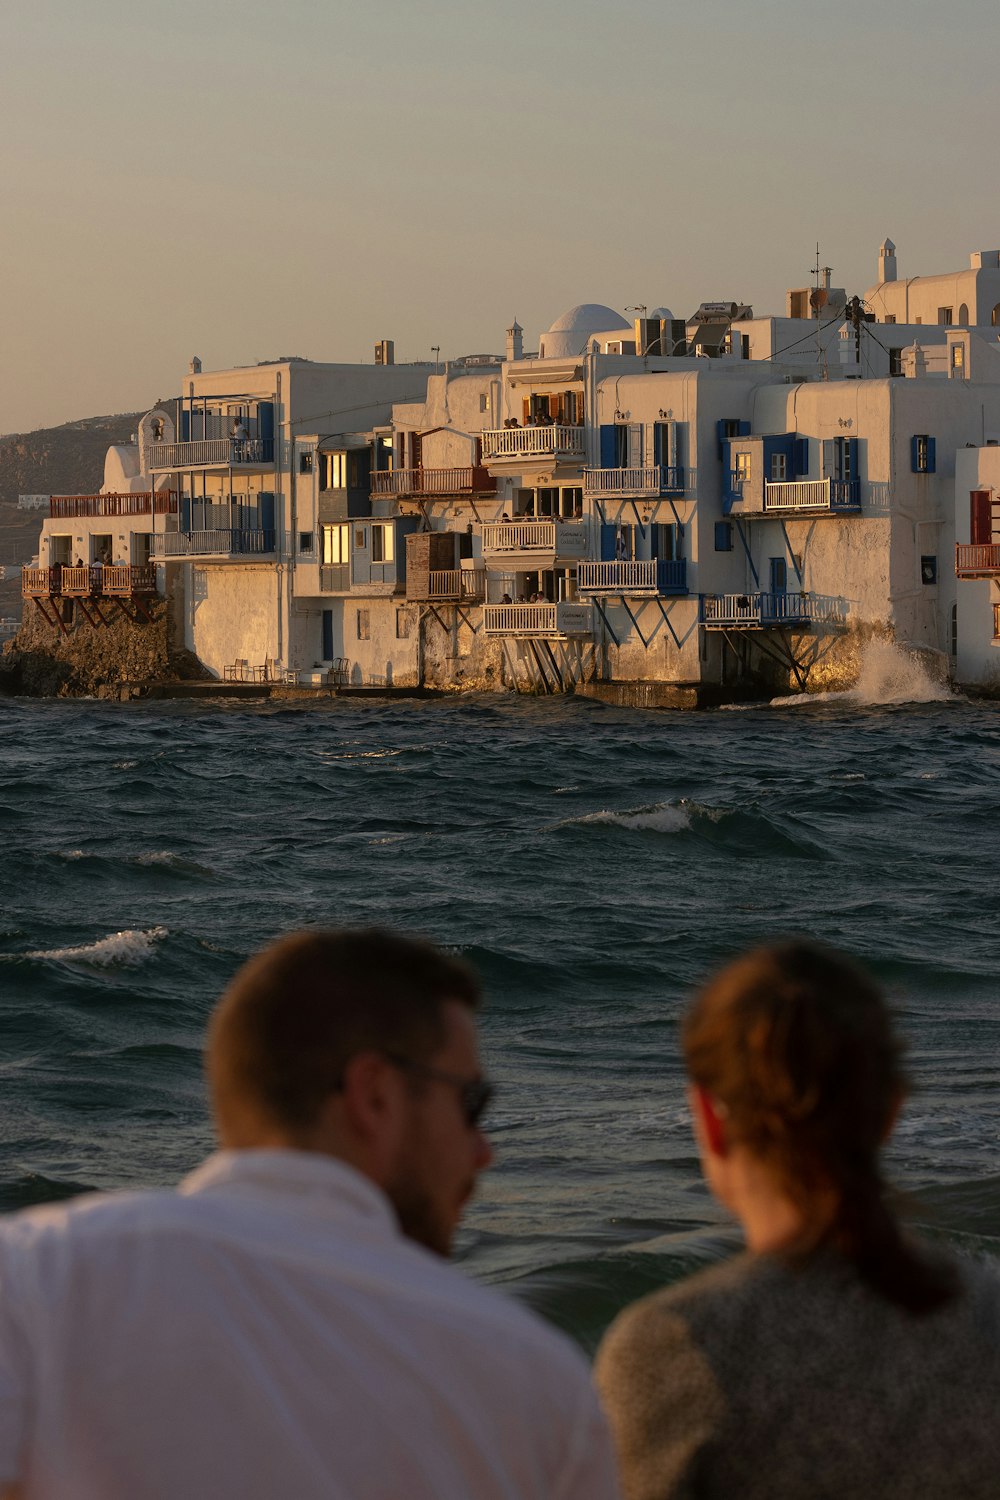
[232,417,249,460]
[0,929,620,1500]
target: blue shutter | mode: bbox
[715,522,733,551]
[926,437,936,473]
[793,437,809,477]
[258,492,275,532]
[847,437,859,478]
[911,436,921,472]
[716,419,729,458]
[257,402,274,440]
[600,524,616,560]
[181,498,191,531]
[600,426,616,467]
[738,421,751,437]
[181,410,190,441]
[322,610,334,661]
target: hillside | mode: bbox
[0,412,145,617]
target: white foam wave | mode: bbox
[56,850,88,861]
[568,802,693,834]
[27,926,168,967]
[113,760,138,770]
[770,640,951,710]
[313,749,403,762]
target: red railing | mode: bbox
[49,492,178,519]
[370,466,496,497]
[955,543,1000,577]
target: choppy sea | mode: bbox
[2,648,999,1351]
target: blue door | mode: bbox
[769,557,787,594]
[322,610,334,662]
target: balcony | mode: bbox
[956,543,1000,578]
[150,529,281,560]
[726,476,862,517]
[406,569,487,603]
[577,559,688,596]
[371,467,496,499]
[22,565,156,599]
[584,466,685,498]
[480,426,586,464]
[481,601,593,638]
[320,564,350,592]
[48,492,178,519]
[481,519,589,563]
[700,592,847,630]
[147,439,275,471]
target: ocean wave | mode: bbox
[559,802,696,835]
[25,926,168,967]
[134,852,215,877]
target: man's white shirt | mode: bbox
[0,1150,620,1499]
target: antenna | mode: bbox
[431,346,441,372]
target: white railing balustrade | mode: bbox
[481,602,593,636]
[151,530,283,558]
[583,466,685,496]
[762,478,861,512]
[480,426,586,460]
[579,560,658,592]
[702,592,847,628]
[481,520,589,558]
[148,439,275,470]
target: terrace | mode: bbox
[480,426,586,464]
[955,543,1000,578]
[481,601,593,638]
[583,466,685,498]
[48,492,178,519]
[700,592,847,630]
[481,520,589,564]
[577,559,688,596]
[371,467,496,499]
[150,530,282,561]
[406,569,487,603]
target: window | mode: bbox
[952,343,965,373]
[356,609,370,640]
[715,522,734,551]
[959,303,969,324]
[736,451,752,483]
[371,524,394,564]
[885,314,897,325]
[770,453,787,482]
[299,450,314,474]
[321,453,346,490]
[911,435,936,474]
[937,307,953,326]
[298,531,315,555]
[479,394,489,413]
[889,347,903,377]
[322,524,349,565]
[921,556,937,585]
[355,527,366,549]
[396,608,411,640]
[614,425,629,467]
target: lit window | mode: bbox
[322,524,349,565]
[299,450,314,474]
[372,524,394,564]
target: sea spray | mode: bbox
[770,639,952,709]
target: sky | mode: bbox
[3,0,1000,433]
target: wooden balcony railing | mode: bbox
[700,592,847,629]
[583,466,685,497]
[407,569,487,602]
[371,466,496,497]
[147,439,275,470]
[763,478,861,512]
[48,492,178,519]
[22,565,157,598]
[577,559,688,595]
[480,425,586,461]
[481,520,589,558]
[956,543,1000,577]
[481,601,593,637]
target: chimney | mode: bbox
[878,239,897,284]
[189,355,202,374]
[506,320,523,361]
[375,340,394,366]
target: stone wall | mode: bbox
[0,595,208,698]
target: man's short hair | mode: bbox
[208,928,481,1136]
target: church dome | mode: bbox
[540,303,630,357]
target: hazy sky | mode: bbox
[3,0,999,432]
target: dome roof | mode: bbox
[547,302,630,335]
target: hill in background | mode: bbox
[0,412,145,617]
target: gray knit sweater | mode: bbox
[594,1247,1000,1500]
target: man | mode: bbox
[0,930,619,1500]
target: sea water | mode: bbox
[2,655,999,1350]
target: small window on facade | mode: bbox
[889,347,902,377]
[952,343,965,372]
[371,524,394,564]
[395,608,411,640]
[356,609,370,640]
[322,524,349,564]
[770,453,787,482]
[921,556,938,585]
[885,314,897,324]
[915,316,922,325]
[299,451,314,474]
[355,527,366,549]
[479,394,489,413]
[937,307,953,326]
[736,451,752,483]
[715,522,733,551]
[298,531,314,554]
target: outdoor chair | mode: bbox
[224,659,249,682]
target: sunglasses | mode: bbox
[383,1053,494,1129]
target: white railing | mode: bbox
[481,602,592,636]
[480,425,586,460]
[764,479,831,510]
[577,560,688,594]
[147,439,274,469]
[701,592,847,627]
[583,466,684,496]
[481,520,589,557]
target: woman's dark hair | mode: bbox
[683,940,955,1314]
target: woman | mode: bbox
[595,941,1000,1499]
